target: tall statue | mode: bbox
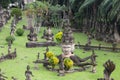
[57,24,94,71]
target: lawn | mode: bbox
[0,16,120,80]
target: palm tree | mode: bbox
[70,0,120,42]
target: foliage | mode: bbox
[16,28,24,36]
[64,58,74,70]
[25,9,35,18]
[25,1,48,29]
[11,8,22,18]
[0,0,10,8]
[10,0,17,3]
[49,56,59,66]
[46,51,54,59]
[6,35,15,43]
[55,31,63,43]
[49,4,64,28]
[25,1,48,15]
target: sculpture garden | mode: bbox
[0,1,120,80]
[0,18,119,80]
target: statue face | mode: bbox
[62,45,71,55]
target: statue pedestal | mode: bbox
[26,41,56,48]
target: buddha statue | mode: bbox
[27,27,37,41]
[44,27,54,42]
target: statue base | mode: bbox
[26,42,56,48]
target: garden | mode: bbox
[0,0,120,80]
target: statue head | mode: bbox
[27,65,30,70]
[62,44,72,55]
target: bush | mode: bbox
[16,28,24,36]
[49,56,59,66]
[6,36,15,44]
[11,8,22,18]
[46,51,54,59]
[55,31,63,43]
[64,58,74,70]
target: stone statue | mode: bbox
[8,41,12,54]
[98,60,115,80]
[44,27,54,42]
[98,43,101,50]
[0,69,7,80]
[41,29,46,38]
[112,41,117,51]
[25,65,33,80]
[10,26,16,36]
[27,27,37,41]
[77,41,80,49]
[43,46,49,60]
[57,25,94,71]
[91,50,97,73]
[0,53,5,61]
[37,52,40,60]
[11,76,17,80]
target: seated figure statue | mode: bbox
[27,27,37,41]
[44,27,54,42]
[57,43,93,70]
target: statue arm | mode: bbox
[75,55,91,62]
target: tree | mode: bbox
[70,0,120,42]
[25,1,48,32]
[0,0,11,8]
[49,4,64,28]
[11,8,22,18]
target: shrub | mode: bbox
[16,28,24,36]
[49,56,59,67]
[46,51,54,59]
[55,31,63,43]
[11,8,22,18]
[6,35,15,44]
[64,58,74,70]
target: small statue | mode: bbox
[58,57,65,76]
[46,46,49,52]
[0,69,8,80]
[91,50,97,73]
[44,27,54,42]
[10,26,15,36]
[11,76,17,80]
[25,65,34,80]
[8,41,12,54]
[27,27,37,41]
[77,41,80,49]
[98,43,101,50]
[37,52,40,60]
[0,53,5,61]
[112,41,117,51]
[41,29,46,38]
[43,46,49,60]
[13,48,17,58]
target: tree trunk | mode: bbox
[114,25,120,42]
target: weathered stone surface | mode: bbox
[26,42,56,48]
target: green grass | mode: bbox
[0,16,120,80]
